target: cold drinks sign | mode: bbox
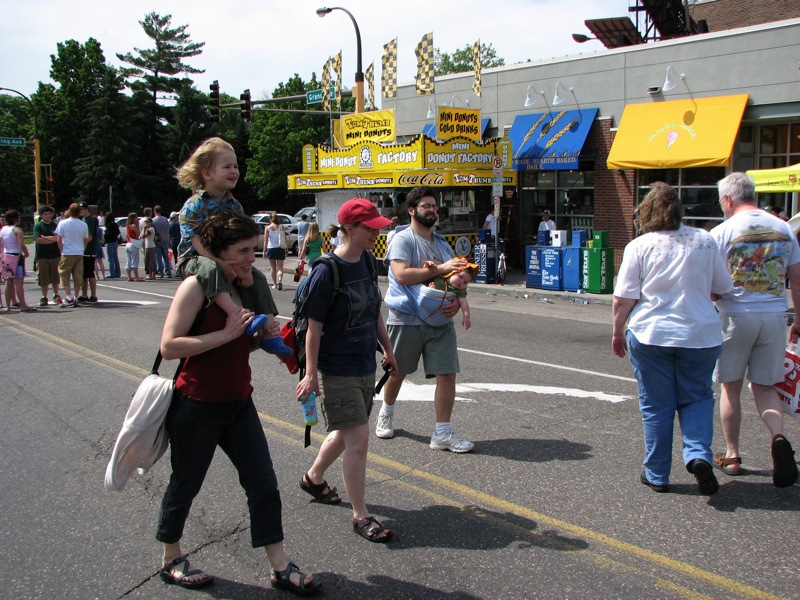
[436,106,481,142]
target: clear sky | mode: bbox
[3,0,633,103]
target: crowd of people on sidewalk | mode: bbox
[0,202,185,310]
[5,134,797,595]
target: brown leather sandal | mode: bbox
[299,472,341,504]
[713,452,742,475]
[353,516,393,543]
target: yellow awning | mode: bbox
[746,163,800,193]
[607,94,748,169]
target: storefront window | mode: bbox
[736,121,799,214]
[520,166,595,239]
[637,167,726,229]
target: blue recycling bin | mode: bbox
[525,245,542,288]
[571,230,588,247]
[537,230,551,246]
[562,247,582,291]
[541,247,563,290]
[474,243,496,284]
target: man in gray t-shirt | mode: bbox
[376,186,474,453]
[152,205,172,278]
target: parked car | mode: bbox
[115,217,129,243]
[252,214,299,255]
[293,206,316,222]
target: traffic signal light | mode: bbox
[209,80,220,123]
[240,89,251,121]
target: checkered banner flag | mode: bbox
[332,50,342,107]
[321,57,332,111]
[415,32,435,95]
[365,62,375,109]
[382,37,397,98]
[472,39,482,97]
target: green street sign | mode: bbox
[306,88,337,105]
[0,137,25,147]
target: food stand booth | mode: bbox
[287,109,516,263]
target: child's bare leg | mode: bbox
[212,291,238,316]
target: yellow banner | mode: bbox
[341,109,396,144]
[302,144,316,174]
[287,173,343,191]
[317,138,423,173]
[436,106,482,142]
[747,163,800,193]
[342,172,397,188]
[289,168,516,190]
[423,136,495,169]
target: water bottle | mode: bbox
[301,392,318,426]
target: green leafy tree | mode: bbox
[73,68,142,212]
[40,38,115,208]
[0,95,35,211]
[116,13,205,206]
[245,74,331,210]
[116,12,205,112]
[435,42,505,76]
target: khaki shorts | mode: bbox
[387,323,460,379]
[319,373,376,432]
[59,255,83,289]
[714,312,788,385]
[37,257,60,288]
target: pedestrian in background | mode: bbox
[141,216,157,280]
[612,182,732,496]
[1,209,36,312]
[153,205,172,278]
[33,205,62,305]
[168,211,180,270]
[55,203,89,308]
[125,212,144,282]
[79,203,100,302]
[298,222,322,272]
[103,212,122,279]
[264,213,286,290]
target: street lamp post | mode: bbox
[0,86,41,213]
[316,6,364,114]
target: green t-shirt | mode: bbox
[33,220,61,260]
[432,276,467,298]
[83,215,99,255]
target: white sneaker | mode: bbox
[429,431,475,453]
[375,412,394,439]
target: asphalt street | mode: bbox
[0,252,798,599]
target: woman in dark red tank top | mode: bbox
[155,212,320,595]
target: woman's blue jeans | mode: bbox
[106,241,120,278]
[156,393,284,547]
[627,331,721,486]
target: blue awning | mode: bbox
[507,108,598,170]
[423,118,491,140]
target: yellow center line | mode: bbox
[3,318,781,600]
[259,419,778,600]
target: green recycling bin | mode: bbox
[581,247,614,294]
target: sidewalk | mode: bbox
[378,267,615,306]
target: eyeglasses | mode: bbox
[353,223,379,234]
[418,203,438,211]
